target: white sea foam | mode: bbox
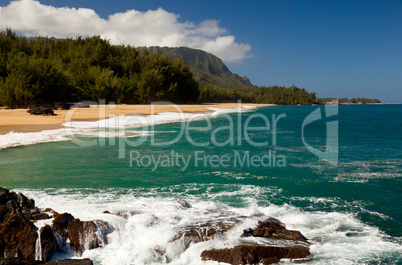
[0,129,71,149]
[0,106,257,150]
[18,185,402,265]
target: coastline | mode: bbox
[0,103,272,135]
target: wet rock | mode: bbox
[243,217,309,243]
[40,225,55,262]
[0,258,93,265]
[43,208,59,218]
[0,200,17,224]
[55,259,93,265]
[0,188,98,263]
[201,217,310,264]
[0,236,4,258]
[0,257,43,265]
[15,193,35,209]
[16,220,38,260]
[48,259,93,265]
[104,210,141,219]
[171,222,234,245]
[67,219,100,255]
[52,213,75,241]
[175,199,192,209]
[0,189,50,223]
[260,257,281,265]
[93,220,113,246]
[0,188,9,204]
[27,210,50,221]
[0,213,37,260]
[201,245,310,265]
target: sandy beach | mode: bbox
[0,103,271,135]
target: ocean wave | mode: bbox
[0,106,257,150]
[0,129,71,149]
[17,185,402,265]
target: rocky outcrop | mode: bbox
[52,213,74,241]
[169,219,238,249]
[0,257,43,265]
[27,107,55,116]
[52,102,72,111]
[50,259,93,265]
[201,245,310,265]
[40,225,55,262]
[0,258,93,265]
[67,219,112,255]
[67,219,99,255]
[0,187,311,265]
[242,217,309,243]
[0,188,102,264]
[201,217,310,265]
[0,188,47,260]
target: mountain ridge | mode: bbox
[143,46,253,88]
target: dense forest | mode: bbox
[0,29,199,107]
[198,85,317,104]
[0,29,328,107]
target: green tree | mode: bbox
[84,66,123,103]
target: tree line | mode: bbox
[0,29,199,107]
[0,29,319,107]
[198,85,317,104]
[318,97,381,104]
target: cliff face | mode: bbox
[145,46,253,88]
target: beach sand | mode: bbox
[0,103,271,135]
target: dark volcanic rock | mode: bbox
[0,200,15,224]
[170,221,235,248]
[201,245,309,265]
[93,220,113,246]
[66,219,112,255]
[201,217,310,264]
[0,258,93,265]
[55,259,93,265]
[243,217,309,243]
[67,219,100,255]
[40,225,56,262]
[0,188,50,259]
[26,209,50,221]
[14,193,35,209]
[175,199,192,209]
[27,106,55,116]
[0,188,98,263]
[103,210,141,219]
[52,102,71,111]
[0,213,37,260]
[43,208,59,218]
[52,213,75,241]
[0,188,9,204]
[15,220,38,260]
[0,257,43,265]
[0,236,4,258]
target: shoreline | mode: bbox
[0,103,272,135]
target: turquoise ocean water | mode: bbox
[0,104,401,264]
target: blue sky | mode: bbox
[1,0,401,103]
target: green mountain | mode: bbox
[144,46,253,88]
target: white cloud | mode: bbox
[0,0,251,63]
